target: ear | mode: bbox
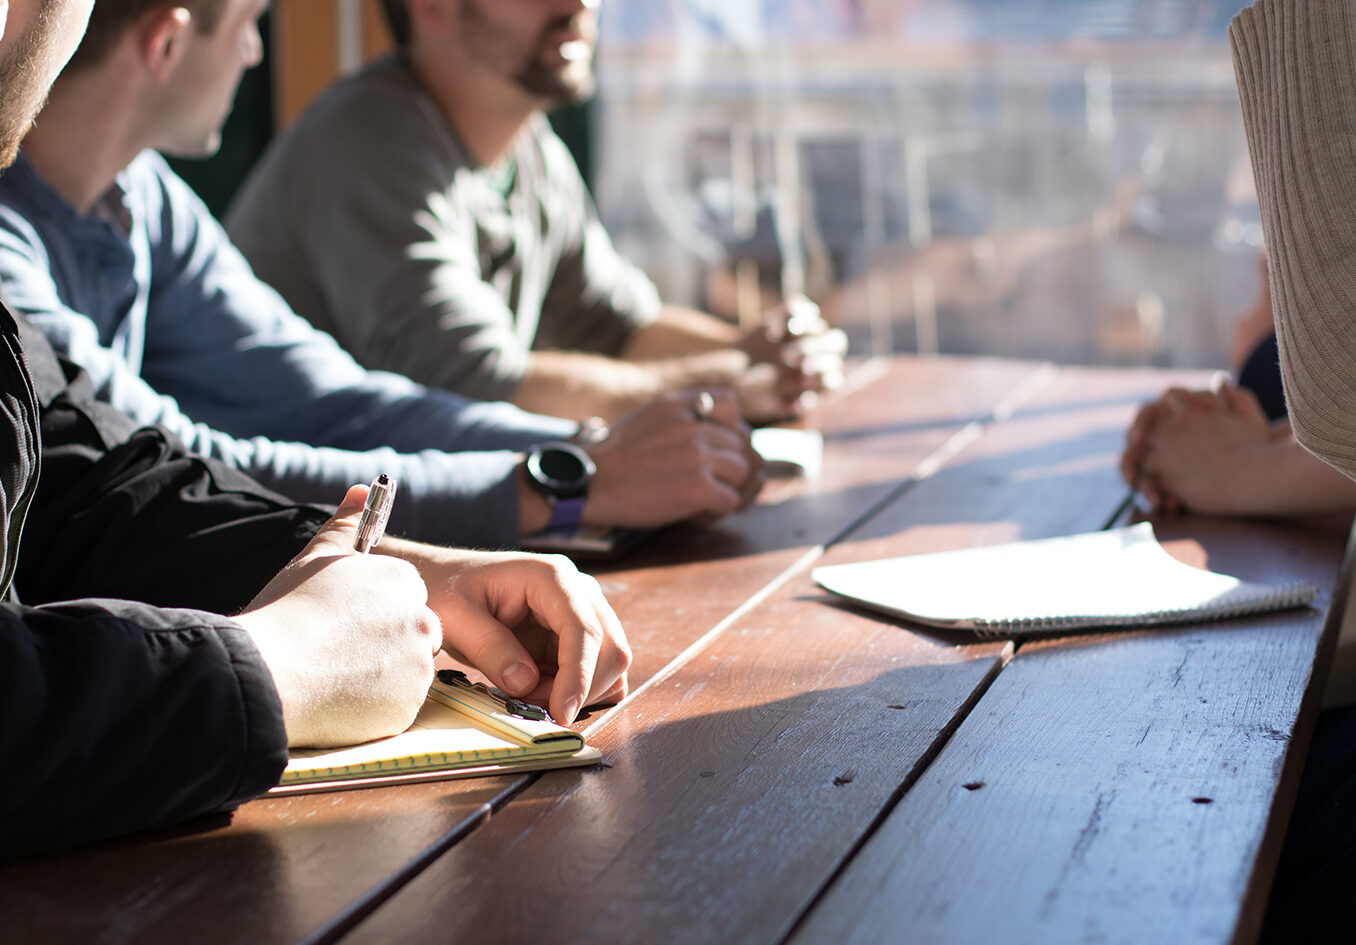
[138,6,194,82]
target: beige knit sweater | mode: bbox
[1231,0,1356,481]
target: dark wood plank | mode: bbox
[0,356,1042,945]
[0,781,518,945]
[334,363,1202,945]
[788,516,1349,945]
[815,363,1210,558]
[590,355,1050,702]
[337,567,1013,945]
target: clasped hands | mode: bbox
[737,295,848,423]
[1120,381,1284,515]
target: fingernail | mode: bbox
[563,697,581,723]
[503,662,534,694]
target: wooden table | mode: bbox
[3,356,1348,945]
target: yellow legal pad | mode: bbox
[270,670,602,795]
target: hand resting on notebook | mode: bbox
[377,542,632,728]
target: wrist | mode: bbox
[521,442,596,535]
[518,460,554,535]
[596,361,664,417]
[235,609,309,747]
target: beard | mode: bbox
[0,9,57,167]
[460,1,597,108]
[0,0,86,169]
[514,55,595,108]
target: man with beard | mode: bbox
[0,0,631,858]
[227,0,846,425]
[0,0,766,551]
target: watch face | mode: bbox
[539,447,586,483]
[528,442,596,498]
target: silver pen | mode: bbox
[354,474,396,553]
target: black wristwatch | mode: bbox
[524,441,596,534]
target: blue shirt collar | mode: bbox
[7,150,134,239]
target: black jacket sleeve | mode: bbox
[0,599,288,858]
[0,309,327,856]
[13,316,330,614]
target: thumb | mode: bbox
[306,483,370,556]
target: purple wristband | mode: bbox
[546,495,587,535]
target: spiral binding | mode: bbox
[966,580,1322,638]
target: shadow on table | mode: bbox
[595,425,1134,574]
[0,778,516,945]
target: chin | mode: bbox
[165,133,224,161]
[518,57,596,108]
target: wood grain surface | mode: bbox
[788,521,1348,945]
[1,356,1049,945]
[334,361,1334,945]
[7,358,1335,945]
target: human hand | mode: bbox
[1120,396,1166,493]
[236,484,442,748]
[582,389,766,528]
[1126,384,1281,514]
[396,547,632,724]
[1117,387,1222,496]
[738,295,847,423]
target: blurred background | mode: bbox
[196,0,1260,372]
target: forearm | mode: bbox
[1231,1,1356,480]
[19,413,324,614]
[619,305,742,360]
[27,356,538,550]
[513,348,747,422]
[1246,436,1356,516]
[12,324,323,612]
[212,437,529,550]
[155,313,571,457]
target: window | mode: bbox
[593,0,1260,369]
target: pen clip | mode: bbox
[435,668,551,722]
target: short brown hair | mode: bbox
[65,0,227,71]
[378,0,412,48]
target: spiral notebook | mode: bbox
[812,523,1320,637]
[269,670,602,795]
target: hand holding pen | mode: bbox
[236,479,441,747]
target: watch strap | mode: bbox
[545,495,587,535]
